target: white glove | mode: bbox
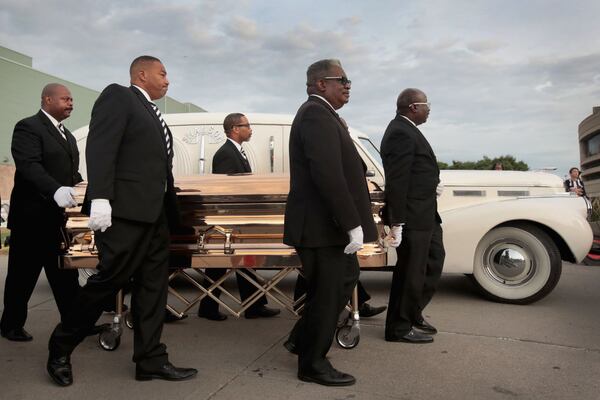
[385,224,403,248]
[88,199,112,232]
[344,226,364,254]
[53,186,77,208]
[436,182,444,198]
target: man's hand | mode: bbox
[385,224,403,248]
[88,199,112,232]
[344,226,364,254]
[53,186,77,208]
[436,182,444,198]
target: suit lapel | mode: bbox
[37,111,72,155]
[397,116,437,161]
[130,86,170,158]
[226,139,252,173]
[308,96,348,132]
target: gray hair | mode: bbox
[306,59,342,88]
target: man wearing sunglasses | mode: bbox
[380,88,445,344]
[283,59,378,386]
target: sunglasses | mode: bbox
[322,76,352,86]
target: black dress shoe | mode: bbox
[298,368,356,386]
[386,328,434,344]
[414,318,437,334]
[135,362,198,381]
[47,355,73,386]
[1,327,33,342]
[283,340,298,355]
[165,312,188,323]
[197,309,228,321]
[358,303,387,318]
[244,306,281,319]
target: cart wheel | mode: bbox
[336,325,360,349]
[125,312,134,329]
[99,329,121,351]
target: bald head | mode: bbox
[41,83,73,121]
[396,88,430,125]
[396,88,425,110]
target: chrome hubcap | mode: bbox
[483,241,535,286]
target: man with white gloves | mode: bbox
[47,56,196,387]
[1,84,82,342]
[283,59,378,387]
[380,88,445,344]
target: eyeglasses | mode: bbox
[410,102,431,109]
[234,124,251,128]
[322,76,352,86]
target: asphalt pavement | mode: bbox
[0,255,599,400]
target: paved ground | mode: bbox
[0,255,599,400]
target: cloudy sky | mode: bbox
[2,0,599,176]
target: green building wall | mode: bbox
[0,45,204,165]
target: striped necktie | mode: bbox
[149,102,172,157]
[57,123,67,140]
[240,146,247,159]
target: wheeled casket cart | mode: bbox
[61,174,387,350]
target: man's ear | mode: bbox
[314,79,326,92]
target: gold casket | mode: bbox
[63,173,387,269]
[62,174,387,316]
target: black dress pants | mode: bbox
[385,223,445,338]
[199,268,267,314]
[1,226,79,332]
[293,276,370,308]
[287,246,359,373]
[49,212,170,370]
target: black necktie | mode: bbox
[240,146,247,159]
[149,102,172,157]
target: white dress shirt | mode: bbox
[41,109,66,140]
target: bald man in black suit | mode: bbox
[1,84,81,342]
[380,88,445,344]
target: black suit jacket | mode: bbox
[380,115,441,230]
[564,178,586,196]
[84,84,178,225]
[212,139,251,174]
[8,111,82,230]
[283,96,378,247]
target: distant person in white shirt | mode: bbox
[564,167,586,197]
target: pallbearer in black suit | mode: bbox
[1,84,81,342]
[197,113,280,321]
[380,88,445,344]
[47,56,197,386]
[283,59,378,386]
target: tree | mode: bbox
[440,155,528,171]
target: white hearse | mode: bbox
[72,112,592,304]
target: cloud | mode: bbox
[535,81,553,92]
[1,0,599,175]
